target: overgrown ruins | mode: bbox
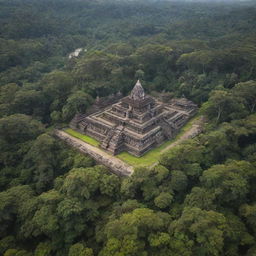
[70,80,197,157]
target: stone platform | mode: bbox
[70,80,197,157]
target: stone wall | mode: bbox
[54,130,134,176]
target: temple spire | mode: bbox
[130,80,145,101]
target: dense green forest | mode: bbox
[1,0,256,255]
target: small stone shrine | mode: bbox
[70,80,197,156]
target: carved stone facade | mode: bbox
[70,80,197,157]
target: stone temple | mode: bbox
[70,80,197,157]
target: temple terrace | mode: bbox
[70,80,197,157]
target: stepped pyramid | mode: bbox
[70,80,197,157]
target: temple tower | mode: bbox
[130,80,145,101]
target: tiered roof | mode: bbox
[70,80,197,156]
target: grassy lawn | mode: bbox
[116,142,170,167]
[64,115,200,167]
[65,128,100,147]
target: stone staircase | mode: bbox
[101,125,124,155]
[101,126,118,150]
[107,126,125,155]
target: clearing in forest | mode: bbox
[64,115,204,169]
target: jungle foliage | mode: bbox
[0,0,256,255]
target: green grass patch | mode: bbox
[116,143,169,167]
[65,128,100,147]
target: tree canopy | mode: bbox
[1,0,256,255]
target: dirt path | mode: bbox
[55,130,134,176]
[161,116,204,154]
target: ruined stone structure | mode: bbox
[70,80,197,157]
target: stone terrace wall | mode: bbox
[54,130,134,176]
